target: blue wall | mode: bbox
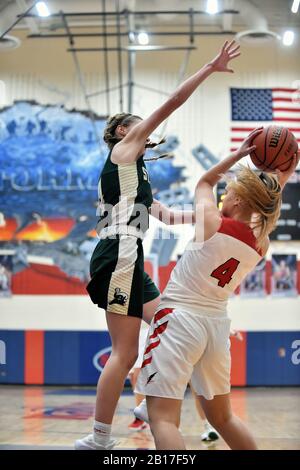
[0,330,299,386]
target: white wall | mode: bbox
[0,294,299,331]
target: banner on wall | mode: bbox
[240,258,266,298]
[0,254,13,297]
[271,254,298,297]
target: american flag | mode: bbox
[230,88,300,152]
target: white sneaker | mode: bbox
[74,434,118,450]
[201,428,219,442]
[134,399,149,423]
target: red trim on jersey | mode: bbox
[218,217,262,255]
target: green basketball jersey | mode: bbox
[96,150,153,235]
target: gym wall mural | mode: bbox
[0,101,186,292]
[0,101,299,297]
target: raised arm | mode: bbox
[150,199,195,225]
[193,128,263,241]
[194,127,263,209]
[112,40,241,164]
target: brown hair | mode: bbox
[103,113,142,149]
[226,166,282,249]
[103,112,168,157]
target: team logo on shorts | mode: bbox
[109,287,128,306]
[146,372,157,385]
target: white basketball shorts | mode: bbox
[129,327,149,373]
[135,307,231,401]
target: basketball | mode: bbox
[250,125,298,172]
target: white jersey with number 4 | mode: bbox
[159,216,262,316]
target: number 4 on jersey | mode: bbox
[210,258,240,288]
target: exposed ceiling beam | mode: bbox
[0,0,38,39]
[16,0,39,34]
[28,30,236,39]
[21,9,240,18]
[67,46,198,52]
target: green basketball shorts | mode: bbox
[86,235,160,318]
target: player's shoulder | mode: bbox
[218,216,263,255]
[195,208,221,242]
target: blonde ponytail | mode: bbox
[227,166,282,250]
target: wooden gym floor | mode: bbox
[0,386,299,450]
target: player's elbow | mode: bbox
[196,177,210,191]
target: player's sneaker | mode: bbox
[201,427,220,442]
[134,399,149,423]
[128,417,149,431]
[74,434,117,450]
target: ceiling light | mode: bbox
[291,0,300,14]
[137,32,149,45]
[282,30,295,46]
[206,0,219,15]
[36,2,50,17]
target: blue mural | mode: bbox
[0,102,186,280]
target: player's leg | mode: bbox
[129,368,144,406]
[142,295,161,324]
[190,316,239,448]
[190,384,219,442]
[128,368,148,431]
[147,396,184,449]
[135,309,207,448]
[95,312,141,423]
[92,239,147,425]
[199,393,257,450]
[142,272,161,325]
[128,274,160,428]
[75,312,141,450]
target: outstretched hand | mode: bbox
[209,40,241,73]
[275,150,299,188]
[234,127,264,160]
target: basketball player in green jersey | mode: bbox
[75,40,241,450]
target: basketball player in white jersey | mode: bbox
[134,130,299,449]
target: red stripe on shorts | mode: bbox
[154,308,173,323]
[149,321,169,340]
[141,308,173,369]
[141,357,153,368]
[144,339,160,356]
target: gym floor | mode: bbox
[0,385,299,450]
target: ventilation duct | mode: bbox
[235,0,279,44]
[0,34,21,50]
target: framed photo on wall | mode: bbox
[240,258,267,298]
[0,254,13,297]
[271,254,298,298]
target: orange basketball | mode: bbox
[250,125,298,172]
